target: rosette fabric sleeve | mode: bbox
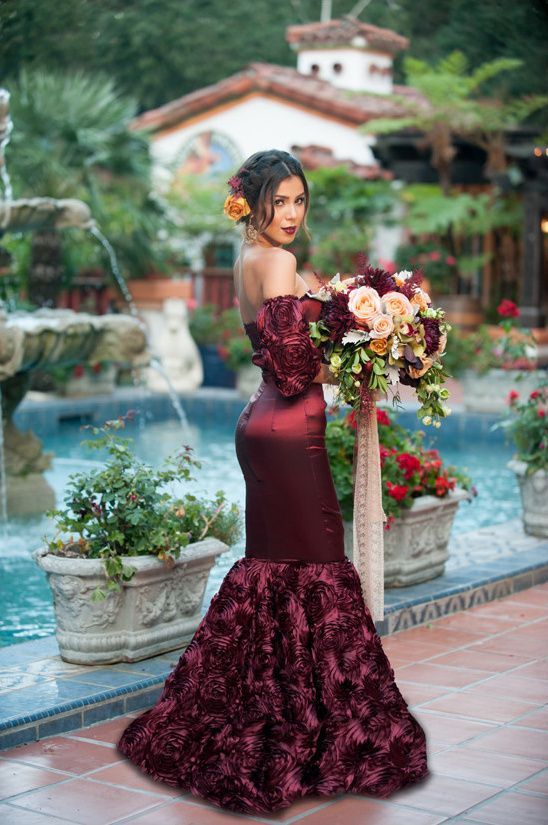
[251,294,322,397]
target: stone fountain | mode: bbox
[0,88,149,516]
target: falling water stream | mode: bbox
[90,225,190,430]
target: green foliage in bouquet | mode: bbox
[325,407,474,526]
[46,412,242,600]
[494,383,548,474]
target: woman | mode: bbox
[117,149,430,814]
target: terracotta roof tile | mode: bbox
[132,62,416,133]
[286,15,409,53]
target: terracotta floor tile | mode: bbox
[4,737,122,774]
[464,726,548,762]
[421,690,537,724]
[413,710,495,747]
[0,806,70,825]
[89,761,184,797]
[426,648,531,673]
[397,682,451,707]
[389,771,499,816]
[468,602,548,623]
[68,714,137,745]
[0,759,70,800]
[391,626,481,649]
[275,795,445,825]
[465,672,548,704]
[518,769,548,795]
[513,706,548,730]
[516,659,548,680]
[397,662,492,689]
[459,789,548,824]
[504,588,548,608]
[469,632,548,659]
[120,797,273,824]
[6,777,165,824]
[430,747,544,786]
[430,612,517,635]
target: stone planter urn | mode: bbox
[236,363,262,398]
[33,537,230,664]
[507,459,548,538]
[344,488,469,586]
[461,369,542,414]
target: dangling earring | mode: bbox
[244,219,259,244]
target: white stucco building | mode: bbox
[133,16,413,185]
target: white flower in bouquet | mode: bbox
[342,329,370,345]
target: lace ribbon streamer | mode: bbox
[352,389,386,622]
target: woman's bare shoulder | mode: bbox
[251,248,297,299]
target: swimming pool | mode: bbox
[0,406,519,647]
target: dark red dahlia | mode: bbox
[399,269,424,299]
[353,259,396,296]
[422,316,441,355]
[321,292,355,342]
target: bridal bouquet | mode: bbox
[308,256,452,426]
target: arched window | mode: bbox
[333,63,343,74]
[310,64,320,76]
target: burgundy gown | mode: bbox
[117,293,430,814]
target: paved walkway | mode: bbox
[0,583,546,825]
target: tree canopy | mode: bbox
[1,0,546,113]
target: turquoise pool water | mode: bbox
[0,410,519,647]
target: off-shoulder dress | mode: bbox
[117,293,429,814]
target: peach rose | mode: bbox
[223,195,251,221]
[438,332,447,354]
[410,289,431,312]
[370,338,388,356]
[369,313,394,339]
[381,291,413,318]
[348,286,381,327]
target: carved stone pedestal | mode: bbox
[508,460,548,538]
[344,488,469,587]
[34,537,230,664]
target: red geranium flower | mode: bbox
[73,364,85,378]
[497,299,520,318]
[386,481,409,502]
[397,452,421,479]
[506,390,519,405]
[377,409,391,427]
[530,390,540,400]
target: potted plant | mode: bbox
[34,411,242,664]
[497,383,548,538]
[188,303,236,388]
[447,299,541,412]
[326,406,474,586]
[218,331,262,397]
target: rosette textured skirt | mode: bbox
[117,370,430,814]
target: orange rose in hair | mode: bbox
[223,195,251,221]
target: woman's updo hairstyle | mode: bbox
[235,149,311,238]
